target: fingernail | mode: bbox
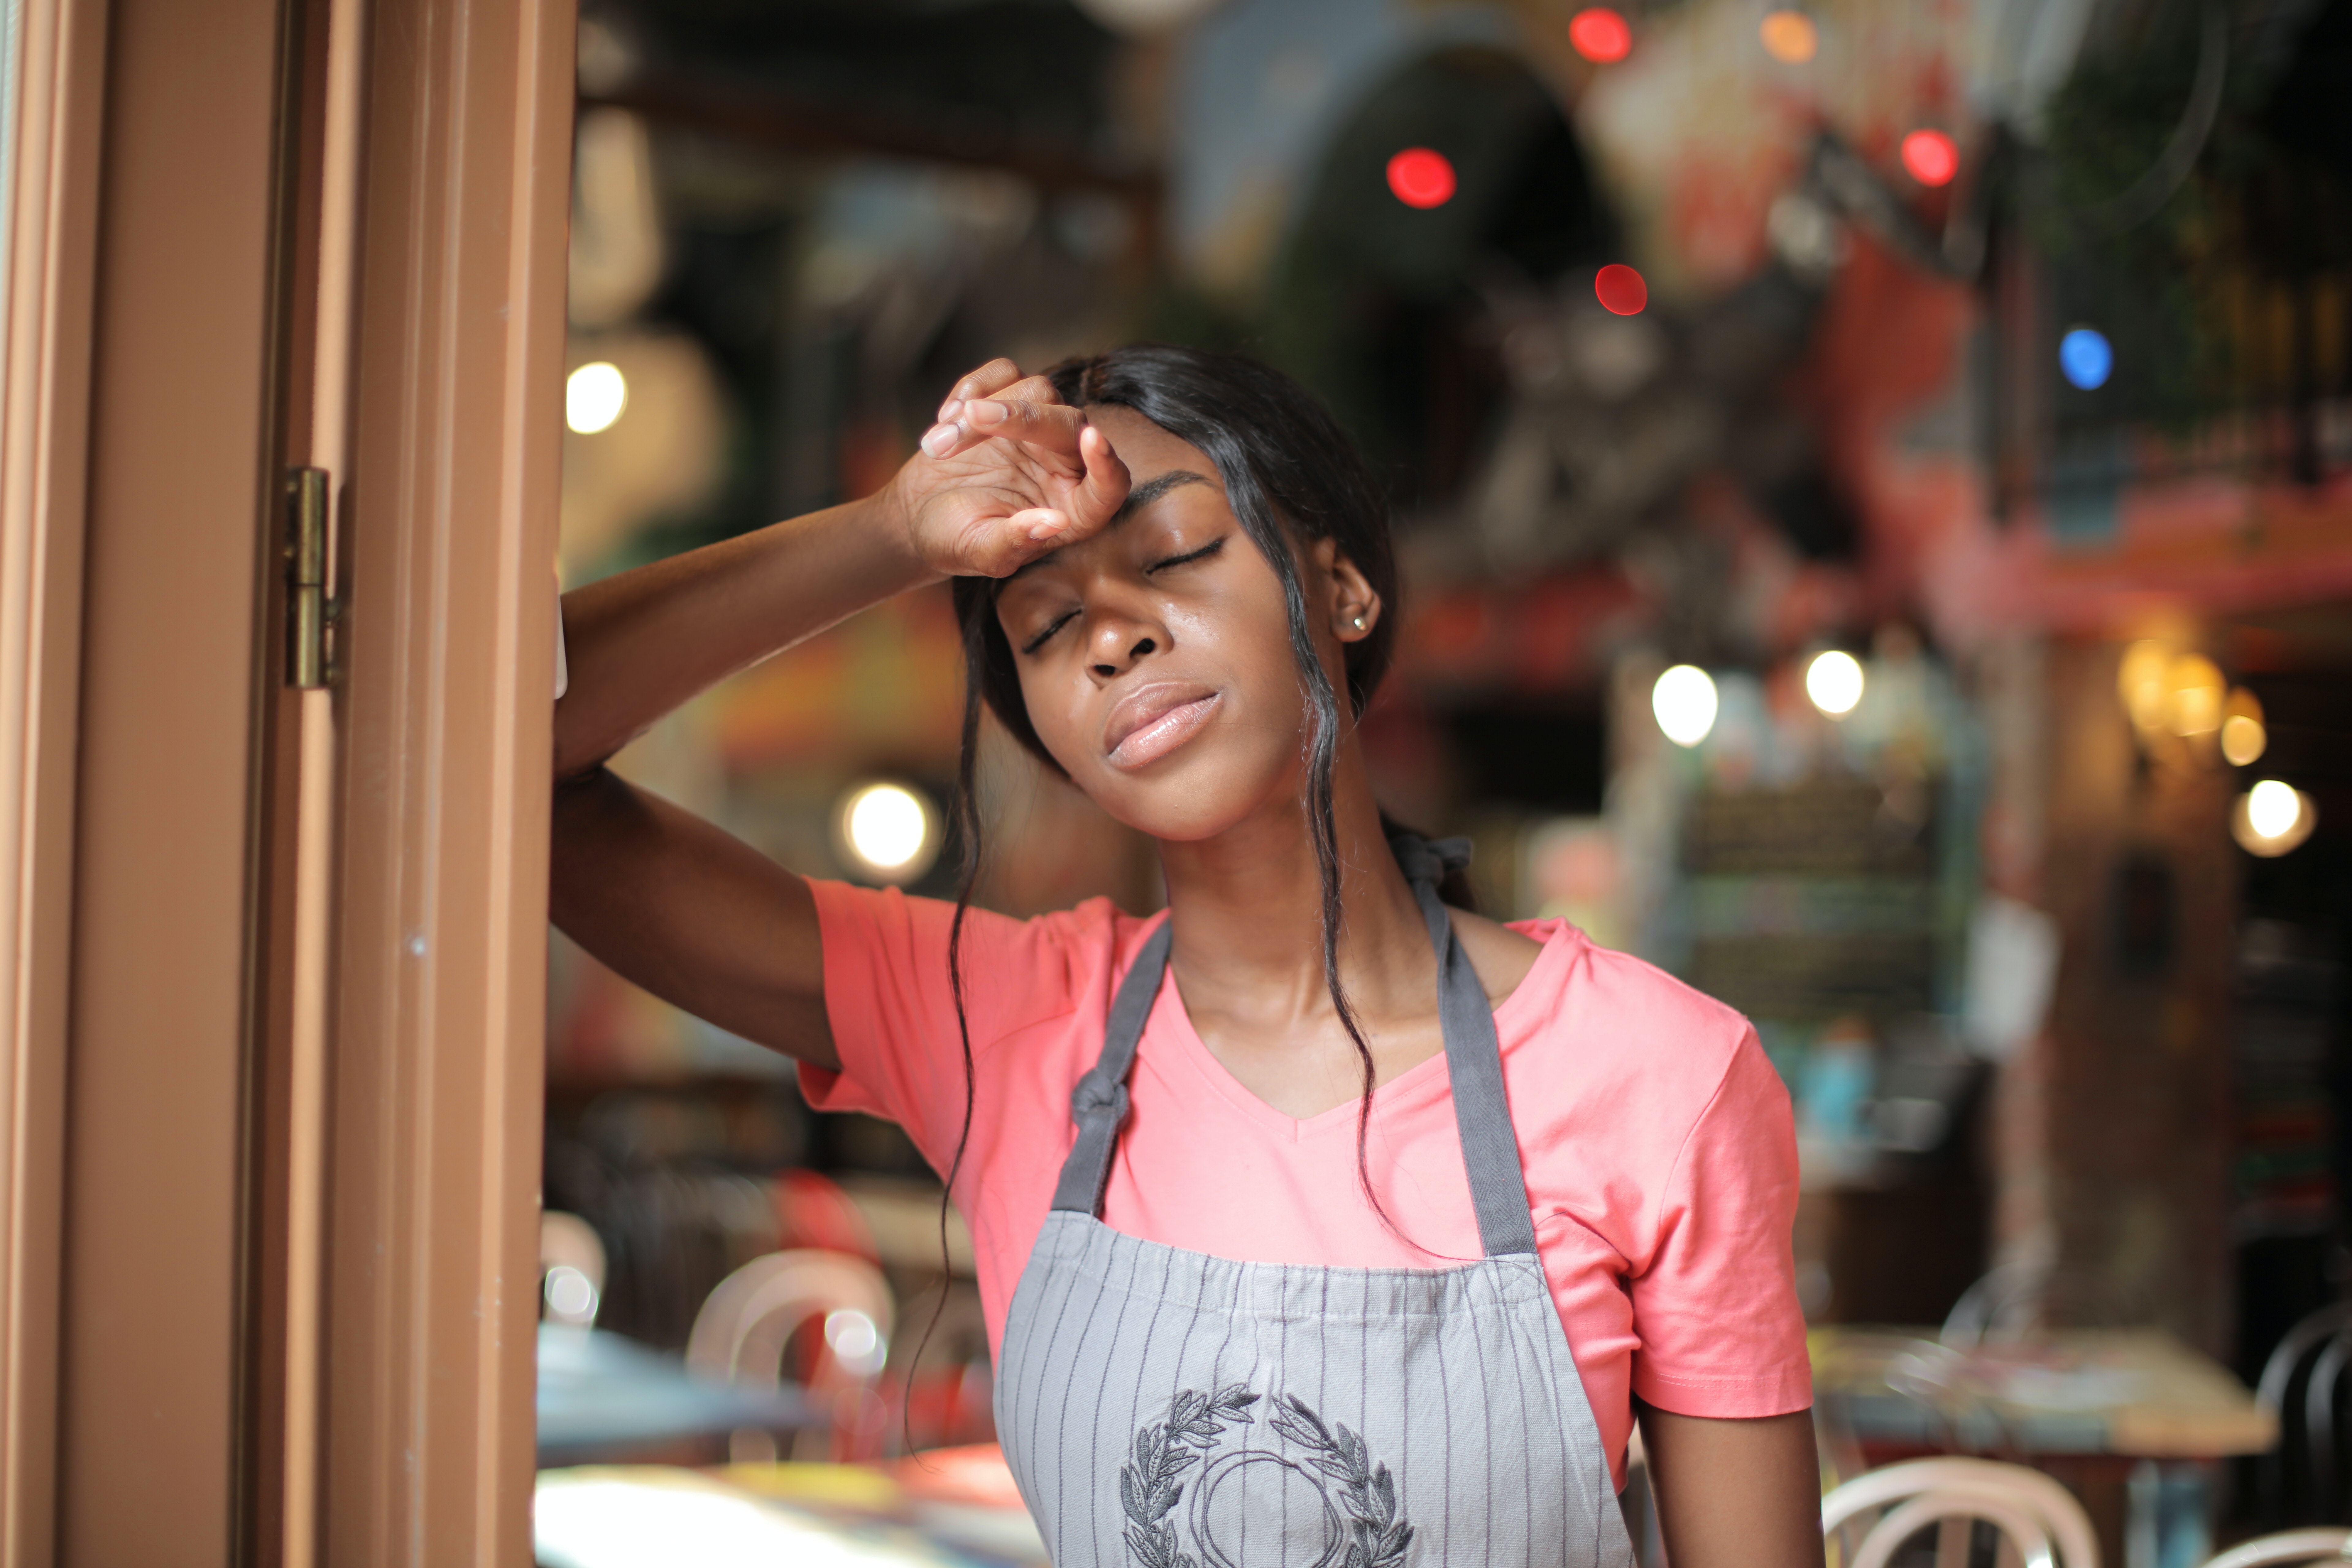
[967,399,1004,428]
[1027,518,1066,541]
[921,424,958,458]
[937,398,964,423]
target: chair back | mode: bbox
[539,1209,607,1329]
[2256,1302,2352,1523]
[686,1248,895,1462]
[1824,1457,2100,1568]
[2202,1530,2352,1568]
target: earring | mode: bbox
[1350,614,1367,632]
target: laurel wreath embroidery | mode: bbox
[1116,1386,1414,1568]
[1119,1384,1260,1568]
[1268,1395,1415,1568]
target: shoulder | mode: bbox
[1496,921,1779,1140]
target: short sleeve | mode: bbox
[796,879,1091,1172]
[1627,1028,1811,1416]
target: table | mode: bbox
[536,1324,815,1462]
[1811,1328,2278,1568]
[534,1446,1048,1568]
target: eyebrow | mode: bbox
[1005,469,1216,579]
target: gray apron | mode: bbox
[995,837,1637,1568]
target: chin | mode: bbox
[1074,742,1301,846]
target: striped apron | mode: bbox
[995,836,1636,1568]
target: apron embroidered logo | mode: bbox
[1118,1386,1416,1568]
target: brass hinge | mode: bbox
[285,466,336,688]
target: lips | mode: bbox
[1102,682,1222,771]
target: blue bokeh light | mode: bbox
[2060,327,2113,390]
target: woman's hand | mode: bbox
[878,358,1131,580]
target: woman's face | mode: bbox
[991,405,1380,843]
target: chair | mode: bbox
[1824,1457,2101,1568]
[2256,1303,2352,1524]
[2201,1530,2352,1568]
[540,1209,608,1329]
[686,1248,895,1463]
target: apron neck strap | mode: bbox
[1048,834,1540,1259]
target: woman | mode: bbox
[552,346,1822,1568]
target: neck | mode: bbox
[1155,738,1432,1031]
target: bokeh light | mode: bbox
[1385,147,1456,209]
[2234,779,2316,857]
[1759,10,1818,63]
[1652,664,1719,747]
[839,782,936,880]
[2165,653,2223,737]
[2060,327,2113,390]
[1899,130,1959,187]
[2221,689,2266,766]
[1805,650,1865,717]
[566,361,628,434]
[1568,7,1633,63]
[1595,264,1649,315]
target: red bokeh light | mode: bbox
[1595,263,1648,315]
[1568,7,1633,63]
[1385,147,1456,209]
[1899,129,1959,187]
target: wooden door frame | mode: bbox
[0,0,570,1557]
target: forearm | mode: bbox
[553,487,938,779]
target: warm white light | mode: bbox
[840,782,934,880]
[566,361,628,434]
[2249,779,2301,839]
[2221,714,2266,766]
[543,1265,597,1324]
[2234,780,2316,858]
[824,1307,885,1374]
[2165,653,2223,736]
[1651,665,1718,748]
[1805,650,1865,717]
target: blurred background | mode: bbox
[533,0,2352,1555]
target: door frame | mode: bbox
[0,0,572,1558]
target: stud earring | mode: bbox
[1350,614,1366,631]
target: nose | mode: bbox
[1087,613,1160,682]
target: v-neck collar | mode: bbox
[1133,918,1581,1143]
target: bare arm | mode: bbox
[549,361,1129,1070]
[1639,1403,1824,1568]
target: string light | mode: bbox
[1385,148,1456,209]
[1652,665,1718,747]
[1899,130,1959,187]
[2221,689,2266,766]
[1595,264,1649,315]
[1759,10,1817,62]
[1568,7,1632,63]
[1804,650,1865,717]
[2234,780,2316,858]
[566,361,628,434]
[2060,327,2113,390]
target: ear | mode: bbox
[1308,536,1382,645]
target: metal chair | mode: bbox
[1824,1457,2101,1568]
[686,1248,895,1463]
[2201,1529,2352,1568]
[2256,1303,2352,1523]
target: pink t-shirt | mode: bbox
[799,882,1811,1485]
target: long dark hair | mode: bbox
[911,347,1448,1431]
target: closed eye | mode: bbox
[1020,609,1078,656]
[1144,536,1225,575]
